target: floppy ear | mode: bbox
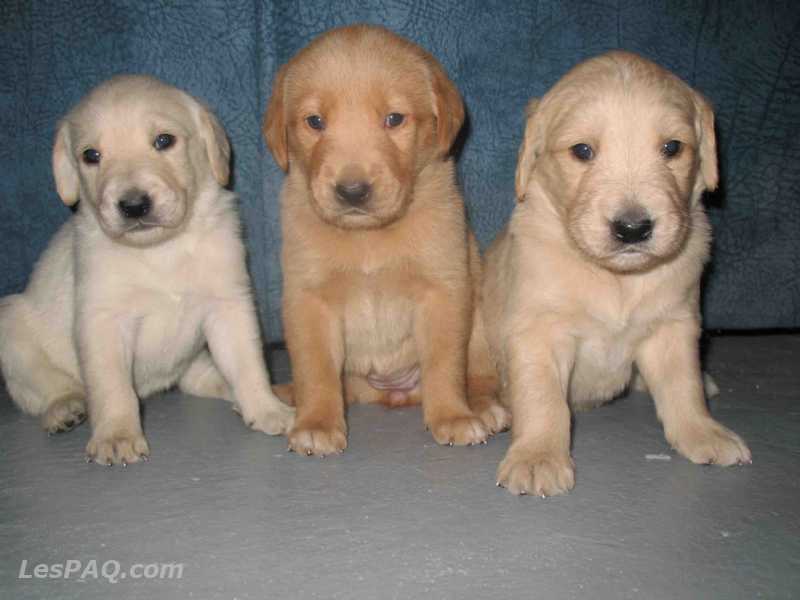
[263,64,289,172]
[515,98,542,202]
[195,103,231,186]
[429,59,465,157]
[693,91,718,192]
[52,121,80,206]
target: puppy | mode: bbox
[483,51,751,496]
[263,25,509,456]
[0,75,294,465]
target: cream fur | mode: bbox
[484,52,751,496]
[0,75,294,465]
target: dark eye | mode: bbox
[570,143,594,161]
[385,113,405,128]
[306,115,325,131]
[154,133,175,151]
[82,148,101,165]
[662,139,682,158]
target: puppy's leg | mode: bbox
[81,317,149,466]
[636,320,751,466]
[179,349,232,401]
[467,310,511,434]
[415,287,488,446]
[203,301,294,436]
[284,291,347,456]
[632,369,720,398]
[496,327,575,496]
[0,297,86,433]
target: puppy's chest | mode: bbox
[570,279,679,403]
[133,286,208,365]
[336,272,419,369]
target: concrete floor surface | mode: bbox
[1,334,798,599]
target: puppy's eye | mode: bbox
[662,139,682,158]
[82,148,101,165]
[154,133,175,151]
[384,113,405,128]
[570,143,594,161]
[306,115,325,131]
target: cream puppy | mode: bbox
[0,75,294,465]
[483,52,751,496]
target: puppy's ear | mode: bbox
[195,103,231,186]
[429,59,465,157]
[52,121,80,206]
[515,98,542,202]
[263,64,289,172]
[693,91,719,192]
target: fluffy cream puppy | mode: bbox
[483,51,751,496]
[0,75,294,465]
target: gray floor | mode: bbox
[1,335,798,599]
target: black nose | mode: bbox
[335,181,371,207]
[611,214,653,244]
[117,191,152,219]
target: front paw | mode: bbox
[288,423,347,456]
[240,401,295,435]
[496,445,575,496]
[428,414,488,446]
[669,418,751,466]
[86,427,150,466]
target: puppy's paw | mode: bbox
[428,414,488,446]
[240,401,295,435]
[496,447,575,496]
[470,397,511,434]
[288,424,347,456]
[86,428,150,466]
[42,394,86,434]
[669,418,751,466]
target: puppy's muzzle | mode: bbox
[334,180,371,207]
[611,208,653,245]
[117,189,152,220]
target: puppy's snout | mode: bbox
[611,209,653,244]
[117,190,152,219]
[335,180,371,207]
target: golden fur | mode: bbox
[483,51,751,496]
[263,25,509,456]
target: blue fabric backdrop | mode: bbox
[1,1,798,340]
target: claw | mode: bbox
[121,460,128,468]
[306,449,313,456]
[287,446,295,453]
[85,456,93,464]
[140,454,149,462]
[106,460,113,467]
